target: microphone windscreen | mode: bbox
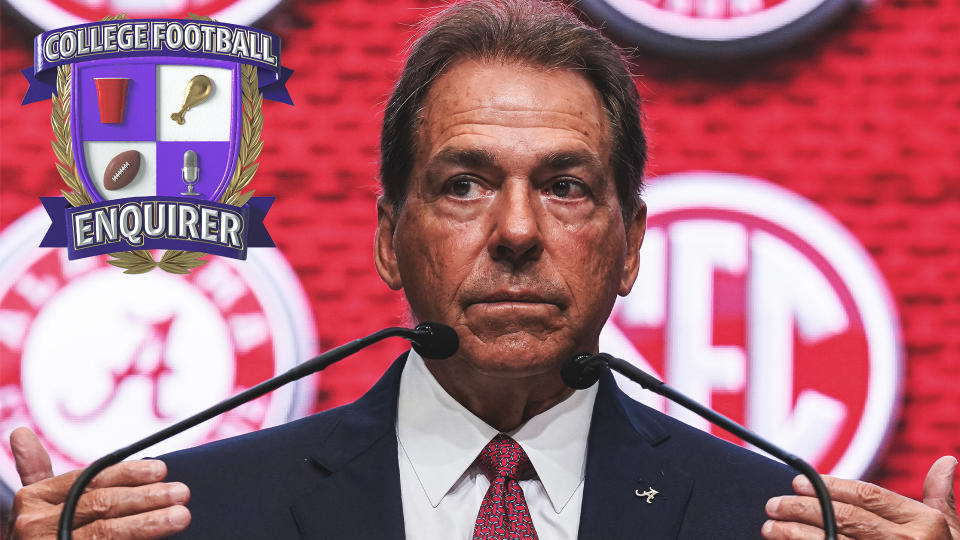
[411,322,459,359]
[561,353,604,389]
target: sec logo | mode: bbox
[4,0,283,30]
[0,206,316,501]
[574,0,864,58]
[601,172,902,478]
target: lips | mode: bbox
[480,292,549,303]
[467,289,564,307]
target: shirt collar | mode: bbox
[396,349,597,513]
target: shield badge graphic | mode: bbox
[73,58,241,203]
[22,17,292,274]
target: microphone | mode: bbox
[181,150,200,196]
[183,150,198,182]
[58,323,458,540]
[409,321,459,359]
[562,352,838,540]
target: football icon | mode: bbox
[103,150,142,191]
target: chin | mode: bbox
[458,330,571,379]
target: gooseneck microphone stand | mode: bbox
[57,322,458,540]
[562,352,838,540]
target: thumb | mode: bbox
[923,455,960,536]
[10,427,54,487]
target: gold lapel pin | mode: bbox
[635,487,658,503]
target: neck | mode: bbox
[422,356,574,432]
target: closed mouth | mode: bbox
[471,291,559,306]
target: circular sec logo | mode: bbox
[0,206,316,500]
[574,0,863,58]
[4,0,283,30]
[601,172,902,478]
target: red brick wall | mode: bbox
[1,0,957,500]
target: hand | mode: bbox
[762,456,959,540]
[7,427,191,539]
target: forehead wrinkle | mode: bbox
[428,107,603,144]
[425,123,603,170]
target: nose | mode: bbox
[488,179,543,268]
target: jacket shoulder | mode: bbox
[635,400,796,478]
[157,355,407,538]
[619,394,797,538]
[157,404,353,539]
[161,402,348,469]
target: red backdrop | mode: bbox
[1,0,958,500]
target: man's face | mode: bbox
[376,59,645,379]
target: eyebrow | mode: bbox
[539,150,605,176]
[428,148,499,170]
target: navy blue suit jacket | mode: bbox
[162,354,795,538]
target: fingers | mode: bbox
[27,460,168,505]
[765,494,896,539]
[72,505,191,540]
[792,474,929,524]
[72,482,190,526]
[922,456,960,535]
[8,437,191,540]
[761,518,855,540]
[88,460,169,490]
[11,481,191,538]
[11,427,54,486]
[768,470,957,540]
[11,427,167,494]
[922,456,958,511]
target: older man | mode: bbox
[8,0,959,539]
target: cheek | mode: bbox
[395,216,484,307]
[554,220,626,307]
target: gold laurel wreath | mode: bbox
[52,13,263,275]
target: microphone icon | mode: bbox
[181,150,201,196]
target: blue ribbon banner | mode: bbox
[40,196,275,260]
[22,19,293,105]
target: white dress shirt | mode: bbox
[396,349,598,540]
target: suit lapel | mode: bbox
[578,371,694,540]
[289,355,408,540]
[286,355,697,539]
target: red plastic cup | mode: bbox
[94,78,130,124]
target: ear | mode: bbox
[374,198,404,290]
[619,200,647,297]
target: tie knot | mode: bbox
[477,434,532,481]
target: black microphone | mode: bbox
[562,352,838,540]
[409,321,459,360]
[58,323,459,540]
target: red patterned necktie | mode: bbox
[472,434,540,540]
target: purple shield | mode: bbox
[71,58,241,203]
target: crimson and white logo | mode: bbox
[4,0,283,30]
[602,172,902,478]
[575,0,862,58]
[0,206,316,498]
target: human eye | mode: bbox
[543,178,588,200]
[444,176,490,200]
